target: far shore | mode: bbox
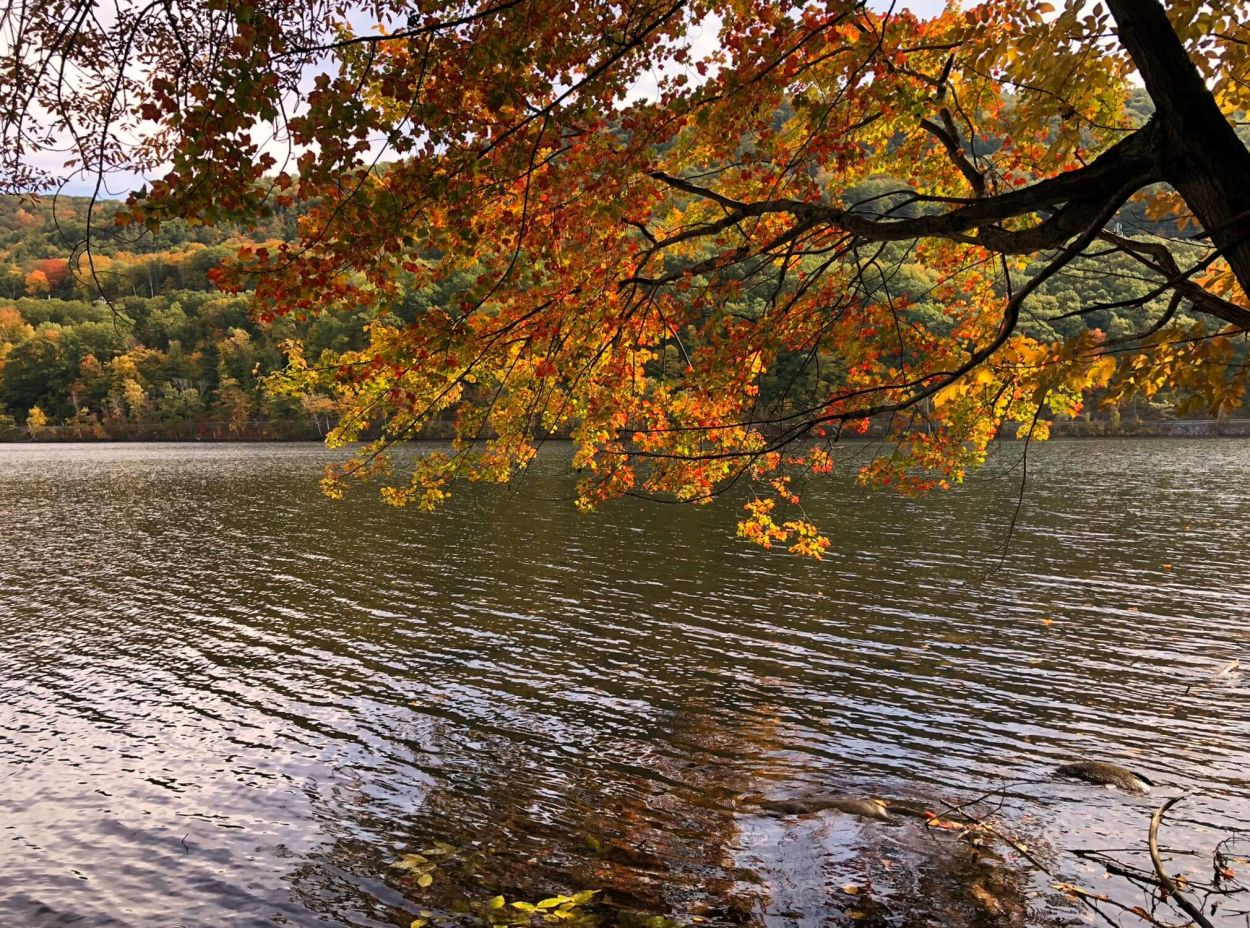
[5,417,1250,444]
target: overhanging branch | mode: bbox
[646,118,1162,258]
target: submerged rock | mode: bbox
[744,794,1037,928]
[750,795,894,821]
[1055,760,1153,794]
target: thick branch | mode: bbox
[1100,232,1250,328]
[649,119,1161,255]
[1107,0,1250,299]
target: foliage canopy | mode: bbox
[4,0,1250,552]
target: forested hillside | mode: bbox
[0,195,369,438]
[1,176,1244,441]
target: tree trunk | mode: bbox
[1106,0,1250,303]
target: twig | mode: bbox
[1150,795,1217,928]
[938,800,1125,928]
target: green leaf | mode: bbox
[488,895,507,910]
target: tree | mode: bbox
[213,377,254,434]
[24,405,47,435]
[4,0,1249,551]
[23,269,49,298]
[0,329,73,416]
[0,264,23,300]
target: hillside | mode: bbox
[0,194,368,439]
[1,185,1243,441]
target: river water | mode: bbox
[1,441,1247,927]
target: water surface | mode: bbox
[1,440,1247,926]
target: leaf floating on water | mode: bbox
[392,853,430,871]
[488,895,507,910]
[842,884,860,895]
[416,873,434,888]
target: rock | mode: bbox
[1054,760,1152,794]
[751,795,894,821]
[969,880,1005,916]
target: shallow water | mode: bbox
[1,440,1247,927]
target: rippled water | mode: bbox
[1,440,1247,927]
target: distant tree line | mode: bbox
[3,185,1245,442]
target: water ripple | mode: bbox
[1,440,1248,926]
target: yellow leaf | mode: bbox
[392,853,430,871]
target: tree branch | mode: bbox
[1149,795,1218,928]
[919,107,986,197]
[648,119,1162,255]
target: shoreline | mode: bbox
[4,423,1250,444]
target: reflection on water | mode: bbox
[1,440,1247,927]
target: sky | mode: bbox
[43,0,952,198]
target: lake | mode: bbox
[1,440,1247,927]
